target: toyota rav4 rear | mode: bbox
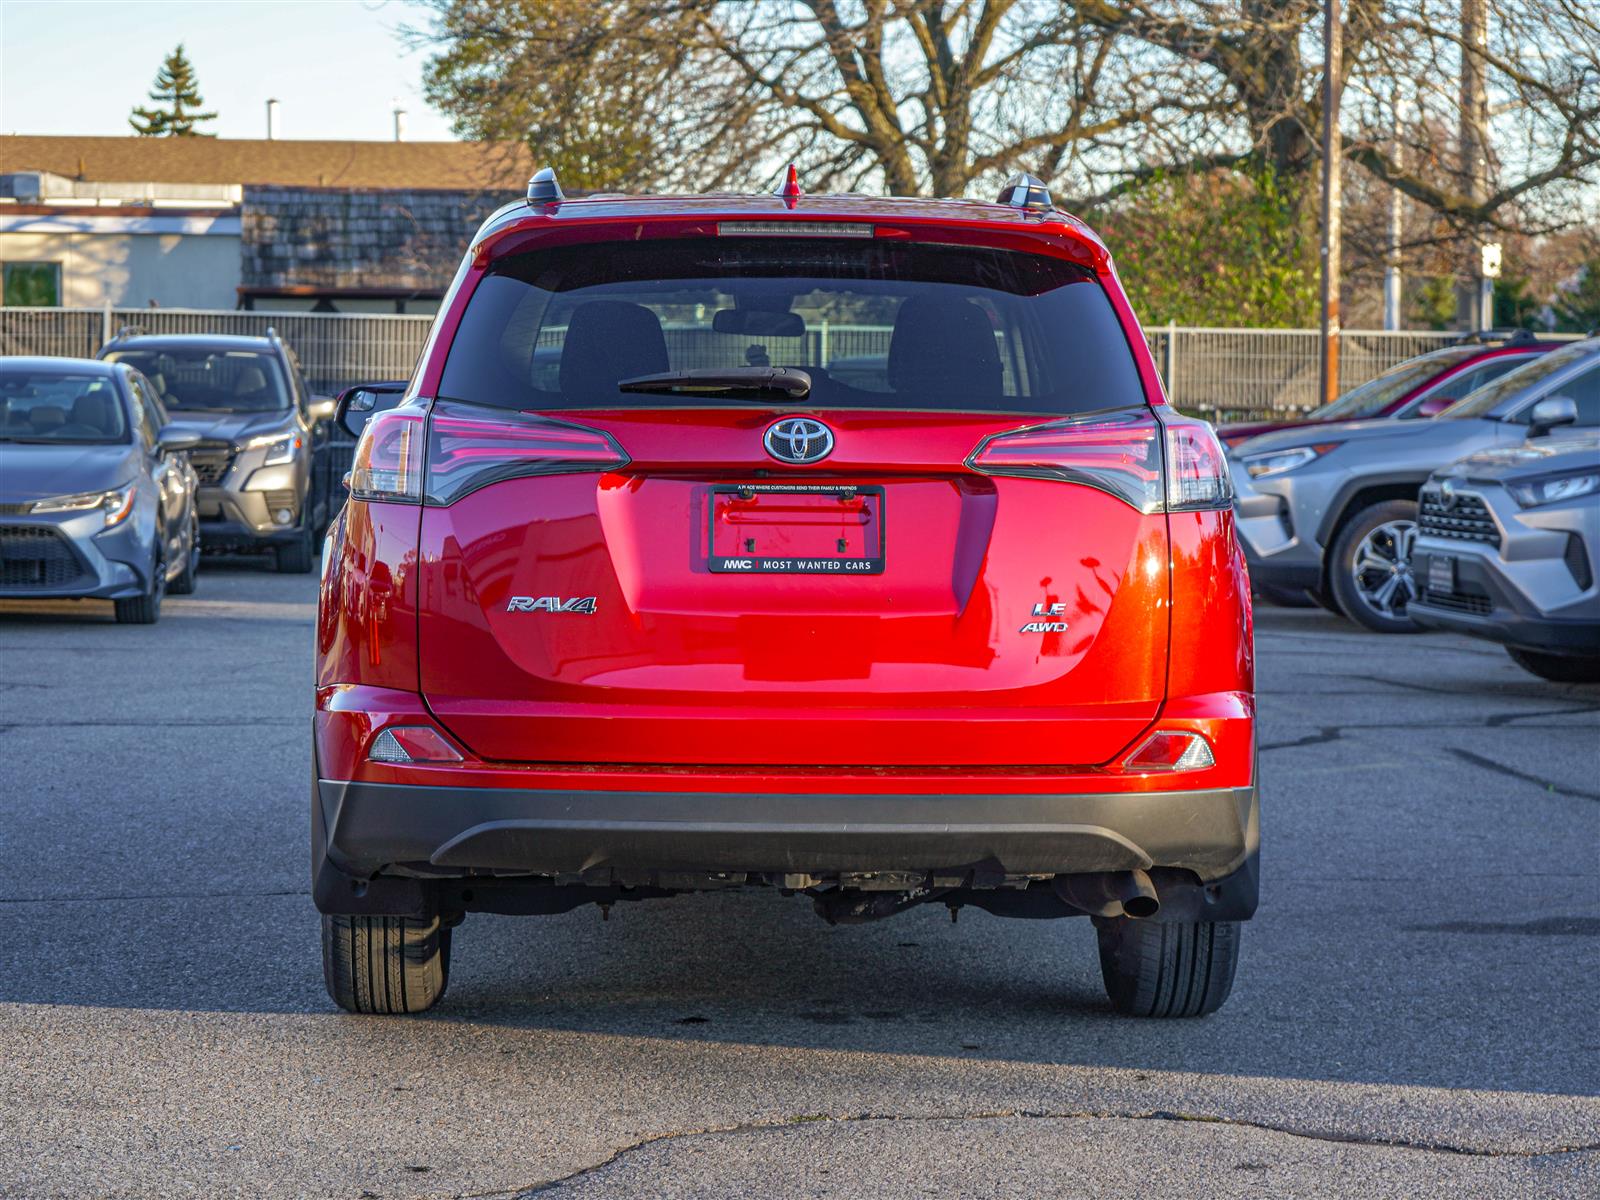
[313,170,1257,1018]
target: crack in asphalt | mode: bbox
[500,1109,1600,1196]
[1447,748,1600,802]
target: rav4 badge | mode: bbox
[507,596,598,614]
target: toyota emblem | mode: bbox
[763,417,834,464]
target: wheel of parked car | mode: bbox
[1254,582,1319,608]
[275,529,315,574]
[1505,647,1600,683]
[168,513,200,596]
[1095,917,1240,1018]
[1328,499,1424,634]
[113,549,165,625]
[322,914,451,1014]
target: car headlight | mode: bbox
[244,432,302,465]
[1508,471,1600,508]
[1239,443,1339,479]
[30,483,137,527]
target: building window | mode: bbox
[3,262,63,307]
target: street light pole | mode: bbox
[1319,0,1343,406]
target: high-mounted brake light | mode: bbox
[1124,731,1216,772]
[369,726,463,764]
[967,412,1233,514]
[347,409,424,504]
[424,402,629,506]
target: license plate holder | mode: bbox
[1427,553,1456,594]
[708,484,885,574]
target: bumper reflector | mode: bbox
[1125,731,1215,772]
[368,726,463,764]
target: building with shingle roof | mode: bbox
[0,136,532,312]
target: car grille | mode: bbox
[0,524,91,590]
[1418,489,1500,547]
[1421,588,1493,615]
[188,440,236,486]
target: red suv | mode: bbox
[313,170,1257,1018]
[1217,331,1563,449]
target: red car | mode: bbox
[313,169,1257,1018]
[1218,331,1562,449]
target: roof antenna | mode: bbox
[776,163,802,209]
[526,166,565,208]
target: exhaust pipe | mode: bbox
[1053,869,1161,919]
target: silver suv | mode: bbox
[99,331,337,572]
[1230,338,1600,632]
[1410,428,1600,680]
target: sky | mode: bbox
[0,0,458,141]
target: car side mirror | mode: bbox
[157,427,202,455]
[335,381,408,440]
[1526,395,1578,440]
[1415,395,1453,418]
[308,397,337,423]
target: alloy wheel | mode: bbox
[1349,519,1418,619]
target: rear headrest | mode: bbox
[28,406,67,430]
[559,301,669,404]
[235,365,268,394]
[887,296,1002,405]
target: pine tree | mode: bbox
[129,45,217,137]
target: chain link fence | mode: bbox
[1,305,1575,417]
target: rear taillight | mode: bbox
[424,401,629,505]
[369,725,463,764]
[967,411,1232,513]
[1124,731,1216,772]
[1162,416,1234,511]
[967,411,1162,511]
[348,409,425,503]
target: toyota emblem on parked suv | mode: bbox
[764,417,834,464]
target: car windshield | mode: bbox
[103,348,290,413]
[439,238,1148,415]
[1441,340,1597,419]
[0,369,129,444]
[1307,348,1476,421]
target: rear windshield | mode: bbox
[438,238,1148,415]
[0,369,129,444]
[103,348,291,414]
[1308,347,1475,421]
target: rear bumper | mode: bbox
[315,776,1259,905]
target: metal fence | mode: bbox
[0,305,1573,418]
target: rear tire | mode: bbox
[1506,646,1600,683]
[275,531,314,574]
[1095,918,1240,1018]
[1328,499,1423,634]
[114,551,165,624]
[321,914,451,1014]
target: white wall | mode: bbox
[0,229,241,309]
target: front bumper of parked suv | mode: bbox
[1409,481,1600,654]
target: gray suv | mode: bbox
[1411,429,1599,681]
[99,331,336,572]
[1230,338,1600,632]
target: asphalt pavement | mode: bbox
[1,564,1596,1198]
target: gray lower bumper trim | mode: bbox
[319,779,1259,881]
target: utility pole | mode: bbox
[1383,105,1404,330]
[1459,0,1491,330]
[1319,0,1343,405]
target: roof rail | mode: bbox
[113,324,144,341]
[997,172,1052,211]
[526,166,564,207]
[1459,327,1541,344]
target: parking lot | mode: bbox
[1,566,1596,1198]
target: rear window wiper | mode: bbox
[617,367,811,400]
